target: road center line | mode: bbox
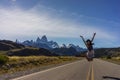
[86,63,91,80]
[91,63,94,80]
[86,62,94,80]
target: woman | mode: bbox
[80,33,96,61]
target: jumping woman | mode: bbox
[80,33,96,61]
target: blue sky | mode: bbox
[0,0,120,48]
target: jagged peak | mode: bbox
[41,35,48,42]
[61,44,67,48]
[36,37,40,41]
[67,44,75,48]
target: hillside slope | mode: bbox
[7,48,58,56]
[0,40,25,51]
[95,47,120,58]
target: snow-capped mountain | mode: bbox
[67,44,84,52]
[21,35,84,52]
[36,35,48,43]
[59,44,84,52]
[60,44,67,48]
[48,41,59,48]
[22,35,59,49]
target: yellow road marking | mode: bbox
[86,62,94,80]
[91,63,94,80]
[86,63,91,80]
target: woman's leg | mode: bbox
[91,50,95,57]
[86,50,94,61]
[86,51,91,61]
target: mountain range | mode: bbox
[1,38,119,57]
[20,35,84,52]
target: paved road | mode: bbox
[12,59,120,80]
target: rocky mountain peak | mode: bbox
[41,35,48,42]
[61,44,67,48]
[36,37,41,43]
[68,44,75,48]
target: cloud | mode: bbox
[0,5,116,42]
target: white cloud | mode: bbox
[0,5,116,41]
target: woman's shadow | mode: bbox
[103,76,120,80]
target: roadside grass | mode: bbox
[9,47,39,52]
[101,57,120,65]
[0,51,8,55]
[0,56,81,75]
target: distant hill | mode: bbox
[74,47,120,58]
[0,40,25,51]
[7,47,58,56]
[51,47,78,56]
[94,47,120,58]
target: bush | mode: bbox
[107,56,112,59]
[0,55,9,65]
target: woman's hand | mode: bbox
[80,35,83,38]
[94,33,96,35]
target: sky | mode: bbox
[0,0,120,48]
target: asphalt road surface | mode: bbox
[12,59,120,80]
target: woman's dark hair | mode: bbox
[86,39,94,45]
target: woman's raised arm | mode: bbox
[80,35,87,47]
[91,33,96,42]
